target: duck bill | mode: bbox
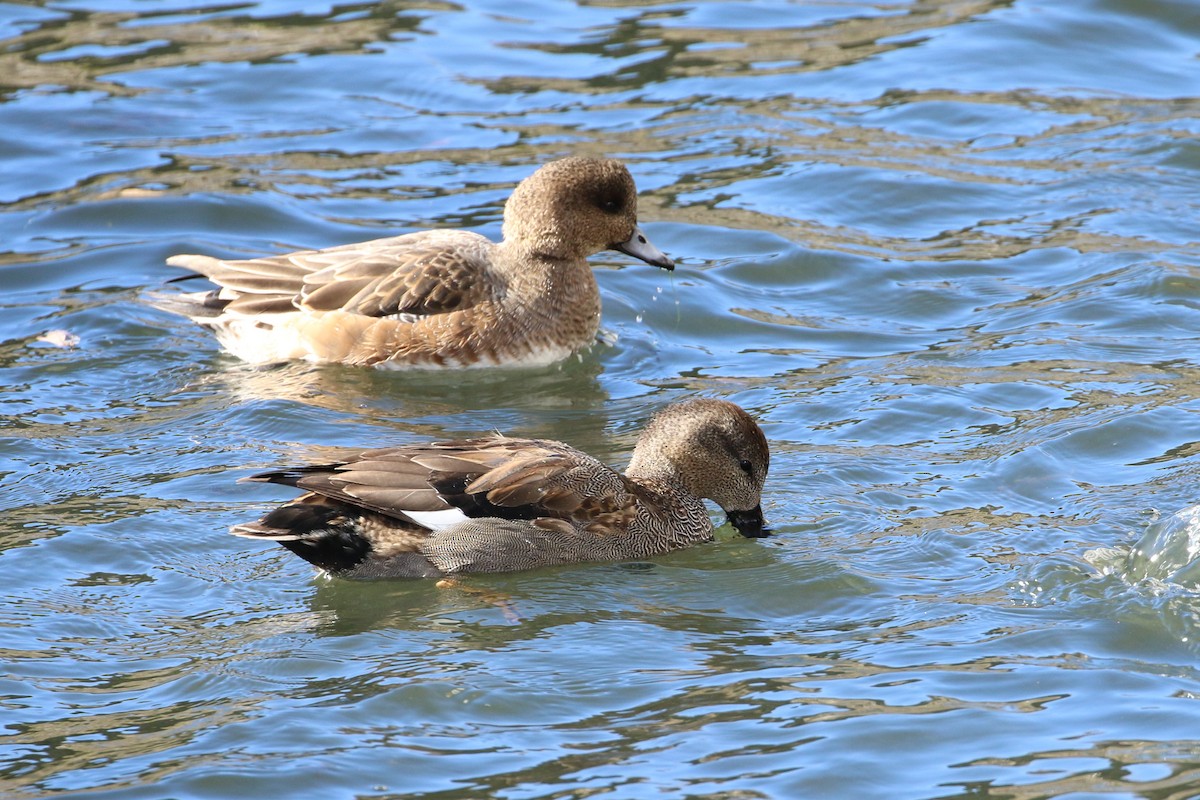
[613,224,674,271]
[727,505,769,539]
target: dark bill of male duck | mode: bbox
[232,398,770,580]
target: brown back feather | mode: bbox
[253,438,639,530]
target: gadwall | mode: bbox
[162,157,673,367]
[233,398,770,579]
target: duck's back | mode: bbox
[166,230,601,367]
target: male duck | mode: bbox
[164,157,673,368]
[233,398,770,579]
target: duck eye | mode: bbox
[739,459,753,475]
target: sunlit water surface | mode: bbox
[3,0,1200,797]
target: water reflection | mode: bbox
[304,540,783,637]
[487,0,1015,90]
[190,352,608,425]
[0,2,440,97]
[944,739,1200,798]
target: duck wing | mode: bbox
[243,437,642,532]
[168,230,496,318]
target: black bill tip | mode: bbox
[727,505,769,538]
[613,224,674,271]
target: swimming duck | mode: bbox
[233,398,770,579]
[164,156,673,367]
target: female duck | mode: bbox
[165,157,673,368]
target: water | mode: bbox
[3,0,1200,796]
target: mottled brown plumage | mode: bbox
[232,398,770,579]
[159,157,673,368]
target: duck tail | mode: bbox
[231,503,372,575]
[143,287,227,323]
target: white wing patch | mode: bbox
[403,508,470,531]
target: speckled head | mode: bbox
[501,156,673,269]
[627,398,770,537]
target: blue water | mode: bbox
[3,0,1200,797]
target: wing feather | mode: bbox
[246,436,640,532]
[168,230,497,320]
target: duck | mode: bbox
[162,156,674,368]
[232,398,770,579]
